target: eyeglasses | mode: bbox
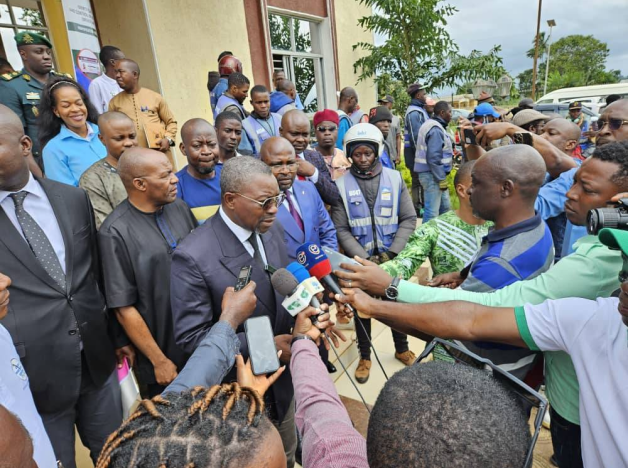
[316,126,337,133]
[598,118,628,131]
[416,338,547,468]
[268,162,299,172]
[234,192,286,210]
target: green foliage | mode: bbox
[396,153,413,192]
[20,8,44,27]
[352,0,504,93]
[517,34,620,96]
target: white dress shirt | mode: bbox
[219,207,268,264]
[296,153,319,183]
[0,174,66,273]
[89,73,122,114]
[0,324,57,468]
[283,186,303,217]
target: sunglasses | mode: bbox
[234,192,286,210]
[416,338,547,468]
[598,118,628,131]
[316,126,337,133]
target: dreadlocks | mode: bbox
[96,383,270,468]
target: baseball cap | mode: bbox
[599,228,628,255]
[378,95,394,104]
[518,98,535,109]
[474,102,501,119]
[407,83,425,97]
[368,106,393,124]
[512,109,550,128]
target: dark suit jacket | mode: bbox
[278,180,338,263]
[303,149,341,206]
[170,212,294,421]
[0,178,119,414]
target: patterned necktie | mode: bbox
[285,190,304,232]
[10,191,66,290]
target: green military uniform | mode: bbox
[0,31,66,166]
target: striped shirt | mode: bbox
[382,210,491,279]
[459,213,554,379]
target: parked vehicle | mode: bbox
[536,83,628,114]
[535,104,598,124]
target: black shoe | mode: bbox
[326,361,337,373]
[550,454,558,467]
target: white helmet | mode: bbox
[343,123,385,158]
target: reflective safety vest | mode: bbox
[242,113,282,155]
[215,94,246,119]
[403,104,430,150]
[414,119,453,174]
[336,168,402,256]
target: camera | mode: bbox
[586,199,628,235]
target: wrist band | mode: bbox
[291,335,315,346]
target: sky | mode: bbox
[376,0,628,97]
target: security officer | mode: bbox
[331,123,417,383]
[0,32,66,168]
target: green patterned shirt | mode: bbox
[381,210,492,279]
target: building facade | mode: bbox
[0,0,375,168]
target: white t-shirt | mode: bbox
[518,297,628,468]
[89,73,122,114]
[0,325,57,467]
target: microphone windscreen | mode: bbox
[271,268,299,297]
[296,242,329,272]
[287,262,310,284]
[309,258,332,279]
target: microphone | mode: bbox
[271,268,324,317]
[296,242,356,314]
[286,262,322,308]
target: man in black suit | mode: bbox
[171,156,297,467]
[0,104,133,468]
[280,109,340,206]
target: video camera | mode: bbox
[588,199,628,282]
[587,199,628,236]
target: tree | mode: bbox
[517,34,620,96]
[352,0,504,99]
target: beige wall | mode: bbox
[333,0,376,111]
[144,0,254,169]
[92,0,160,93]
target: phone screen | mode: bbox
[323,246,360,272]
[463,128,477,145]
[245,317,280,376]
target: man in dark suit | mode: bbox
[170,156,297,467]
[279,109,340,206]
[260,136,338,261]
[0,104,132,468]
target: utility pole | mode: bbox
[531,0,543,100]
[543,19,556,96]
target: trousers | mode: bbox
[418,172,451,223]
[272,398,297,468]
[550,407,583,468]
[41,355,122,468]
[356,316,409,360]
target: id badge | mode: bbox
[380,207,393,217]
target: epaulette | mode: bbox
[1,71,20,81]
[52,71,73,79]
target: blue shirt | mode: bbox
[211,78,228,117]
[43,123,106,187]
[336,112,353,150]
[176,165,222,223]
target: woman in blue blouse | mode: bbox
[39,76,106,186]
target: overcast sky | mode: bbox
[375,0,628,96]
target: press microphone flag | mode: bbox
[271,267,324,317]
[287,262,324,303]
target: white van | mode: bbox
[536,83,628,113]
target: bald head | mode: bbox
[117,147,169,189]
[260,136,295,163]
[117,58,140,74]
[277,79,295,94]
[340,87,357,101]
[339,87,358,114]
[542,118,582,155]
[98,111,133,131]
[0,105,31,192]
[181,118,215,144]
[0,405,36,468]
[281,109,309,130]
[483,145,546,200]
[0,104,26,135]
[280,110,310,153]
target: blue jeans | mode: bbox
[418,172,450,223]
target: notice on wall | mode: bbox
[62,0,101,91]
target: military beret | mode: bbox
[15,31,52,48]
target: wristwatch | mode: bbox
[512,132,533,146]
[385,277,401,301]
[166,137,175,147]
[291,335,315,346]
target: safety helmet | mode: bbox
[343,123,385,158]
[218,55,243,76]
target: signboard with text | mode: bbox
[62,0,101,91]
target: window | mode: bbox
[269,12,326,113]
[0,0,51,71]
